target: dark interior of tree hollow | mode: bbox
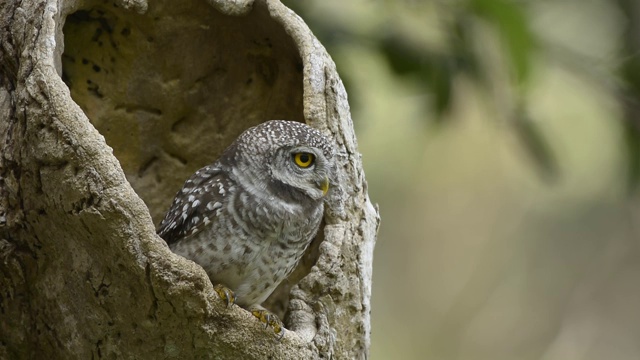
[61,1,305,224]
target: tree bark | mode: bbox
[0,0,379,358]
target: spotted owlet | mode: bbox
[157,120,335,337]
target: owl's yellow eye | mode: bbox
[293,152,315,168]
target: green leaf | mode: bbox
[470,0,535,85]
[378,34,456,118]
[378,34,428,75]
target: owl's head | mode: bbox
[224,120,336,203]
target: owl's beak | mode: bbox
[319,176,329,196]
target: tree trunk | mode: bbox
[0,0,379,358]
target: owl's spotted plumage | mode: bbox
[158,120,335,310]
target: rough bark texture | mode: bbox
[0,0,379,359]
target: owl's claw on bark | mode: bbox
[251,307,285,340]
[213,284,236,307]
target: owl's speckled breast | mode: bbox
[171,187,324,306]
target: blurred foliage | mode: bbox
[280,2,640,359]
[283,0,640,188]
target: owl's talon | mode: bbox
[251,307,285,340]
[213,284,236,308]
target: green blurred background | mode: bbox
[283,0,640,359]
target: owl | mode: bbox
[157,120,335,337]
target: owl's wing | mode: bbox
[157,165,230,245]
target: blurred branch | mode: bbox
[512,103,559,181]
[617,0,640,191]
